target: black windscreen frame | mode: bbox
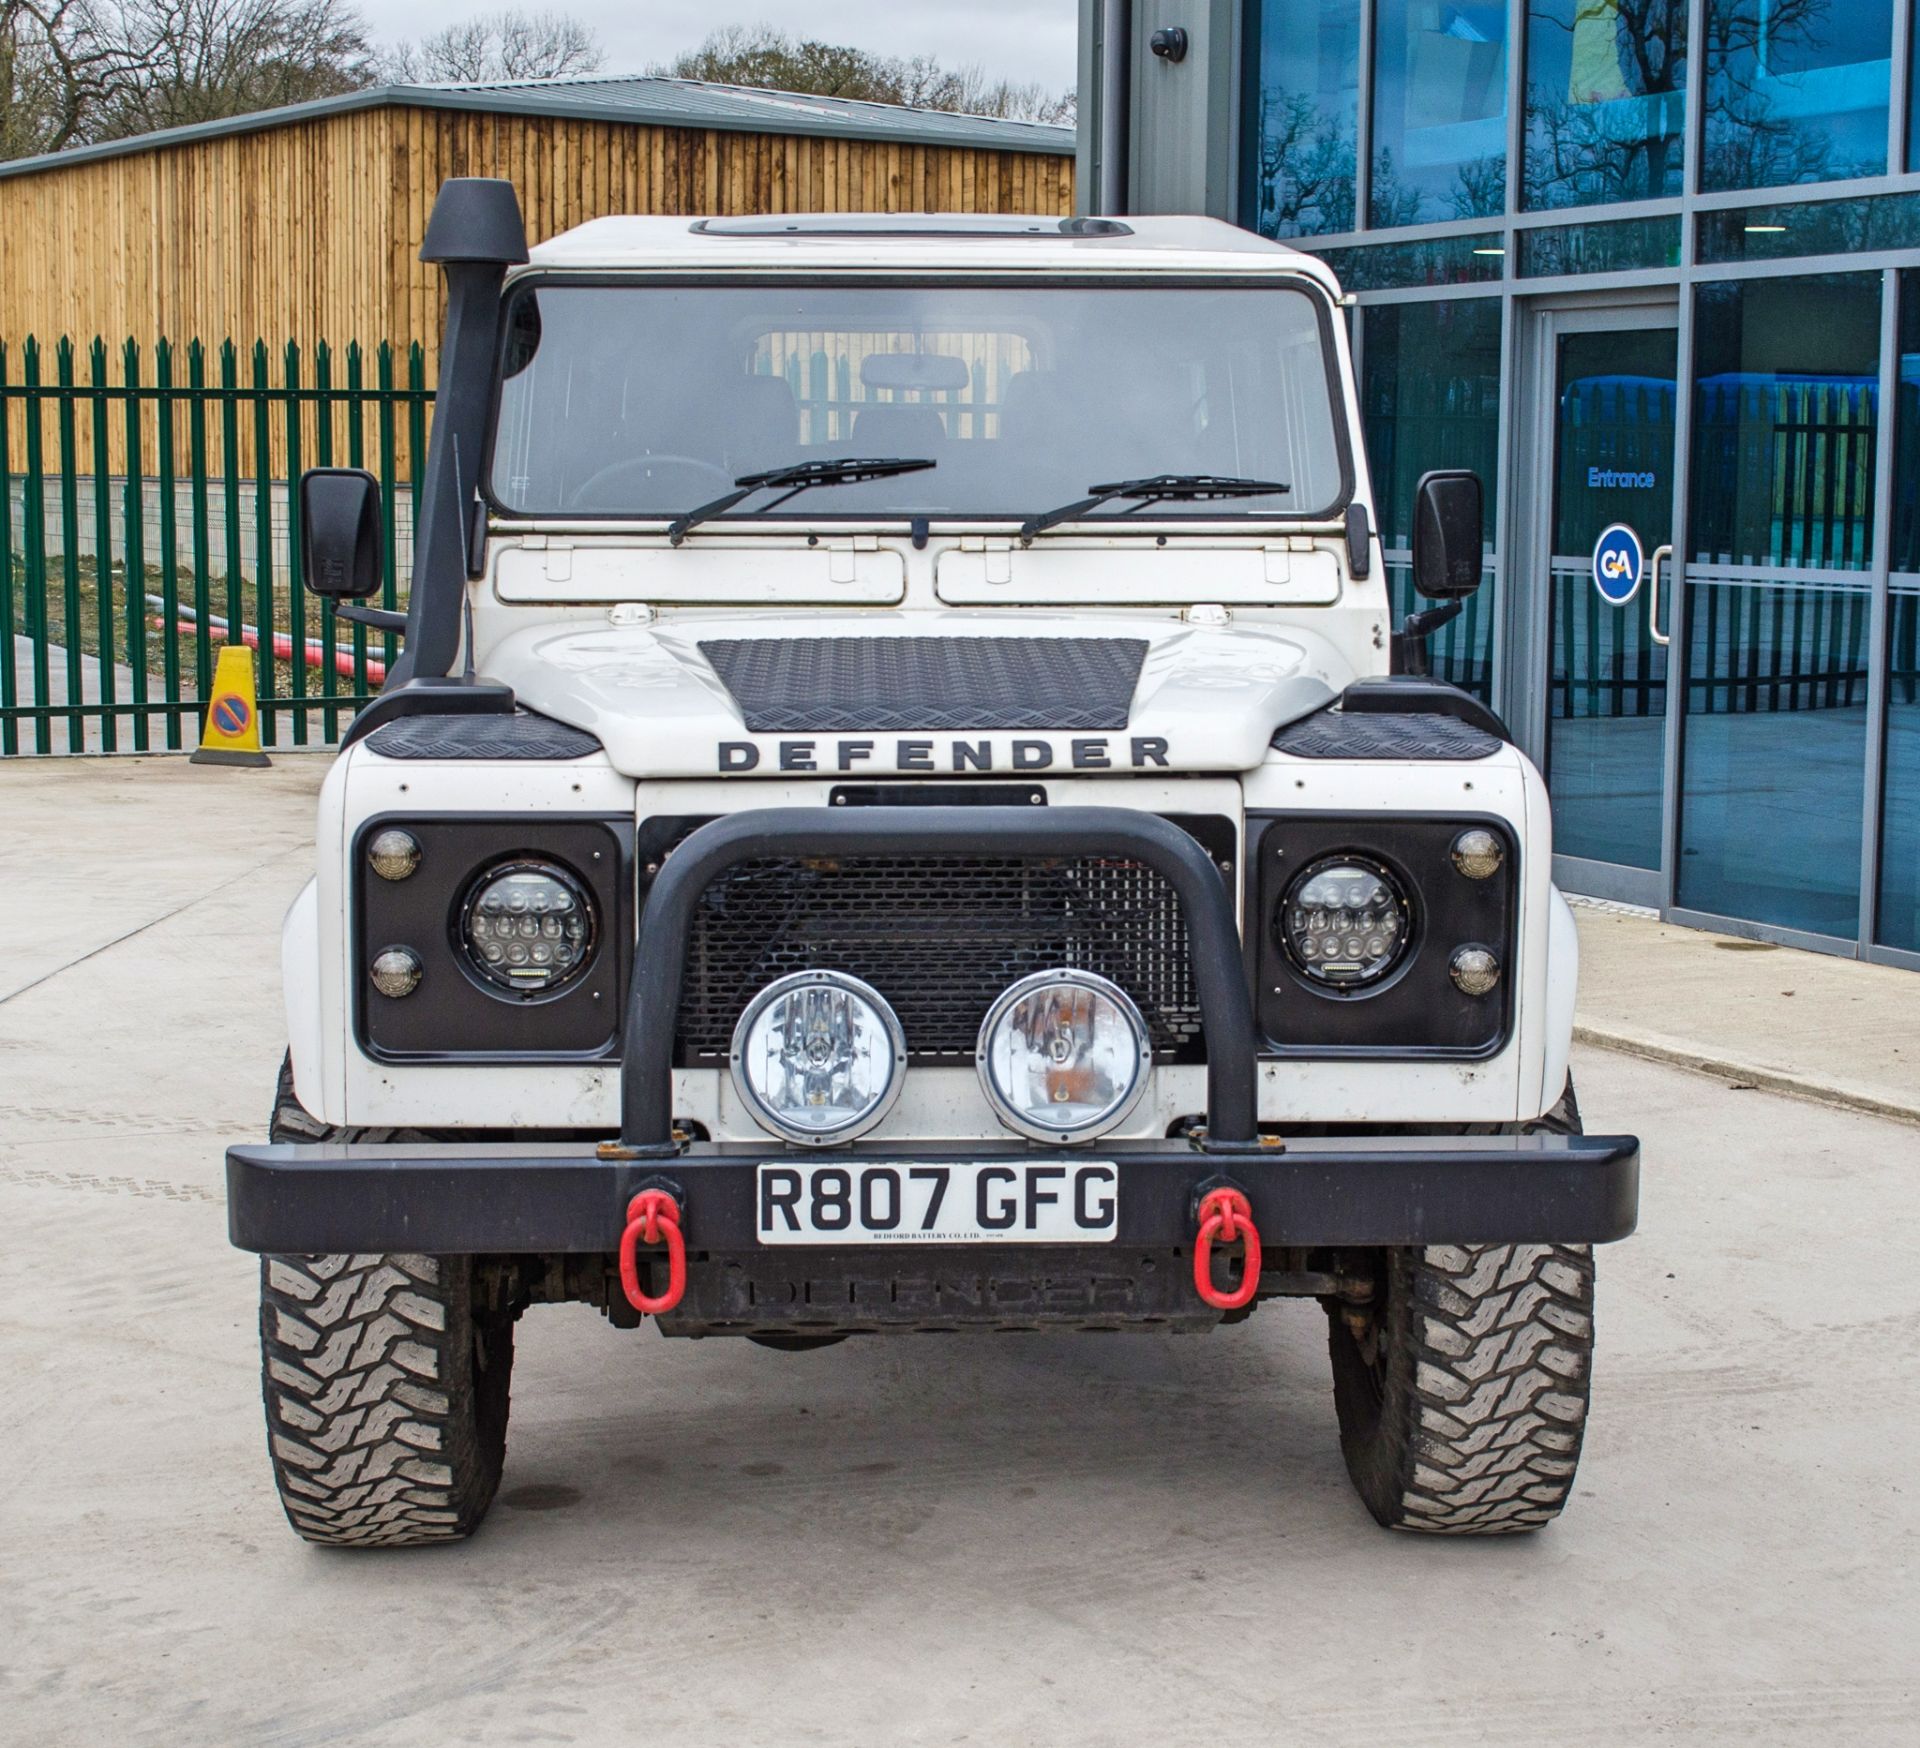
[482,271,1357,525]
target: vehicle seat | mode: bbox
[723,373,801,474]
[996,370,1080,459]
[849,404,947,456]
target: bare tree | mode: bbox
[1250,89,1356,237]
[1699,0,1851,187]
[1525,0,1864,203]
[658,24,908,102]
[1450,153,1506,221]
[90,0,373,137]
[1524,0,1686,206]
[654,24,1074,125]
[1364,148,1428,229]
[382,10,602,84]
[889,54,1076,125]
[1,1,138,156]
[0,0,618,159]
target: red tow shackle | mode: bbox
[618,1188,687,1315]
[1192,1186,1261,1310]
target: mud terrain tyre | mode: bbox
[257,1057,513,1546]
[1326,1083,1596,1534]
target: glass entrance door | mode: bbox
[1528,304,1680,905]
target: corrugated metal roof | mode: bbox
[429,74,1076,151]
[0,75,1075,182]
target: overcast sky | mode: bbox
[371,4,1082,95]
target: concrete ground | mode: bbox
[9,635,200,757]
[2,757,1916,1746]
[1573,903,1920,1125]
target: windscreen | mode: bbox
[489,280,1348,520]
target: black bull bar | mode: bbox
[226,808,1639,1255]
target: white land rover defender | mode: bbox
[230,181,1640,1547]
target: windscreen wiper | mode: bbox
[1017,473,1290,541]
[666,456,936,546]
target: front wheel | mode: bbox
[257,1055,513,1546]
[1327,1242,1595,1533]
[1325,1080,1597,1534]
[260,1252,513,1546]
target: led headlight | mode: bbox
[1278,854,1412,989]
[457,859,595,997]
[731,970,908,1146]
[975,969,1150,1145]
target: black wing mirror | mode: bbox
[1410,470,1484,599]
[299,467,384,600]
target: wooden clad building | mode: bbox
[0,78,1076,363]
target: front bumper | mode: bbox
[226,1132,1639,1255]
[242,805,1639,1297]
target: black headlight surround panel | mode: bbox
[353,813,632,1062]
[1247,812,1517,1059]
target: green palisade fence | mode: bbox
[1,336,431,755]
[1,335,1893,755]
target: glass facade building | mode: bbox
[1219,0,1920,964]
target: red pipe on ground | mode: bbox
[152,598,386,684]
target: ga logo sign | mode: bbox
[1591,523,1644,605]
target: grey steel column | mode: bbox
[1658,283,1697,914]
[1891,0,1914,177]
[1660,2,1708,915]
[1682,0,1707,200]
[1099,0,1131,213]
[1858,270,1901,951]
[1209,0,1246,220]
[1491,288,1520,731]
[1504,0,1526,227]
[1353,0,1375,235]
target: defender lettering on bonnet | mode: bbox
[717,736,1173,772]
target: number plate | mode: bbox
[756,1161,1119,1245]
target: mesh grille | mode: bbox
[669,837,1221,1065]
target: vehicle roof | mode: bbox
[521,213,1342,290]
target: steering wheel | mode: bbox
[567,453,732,509]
